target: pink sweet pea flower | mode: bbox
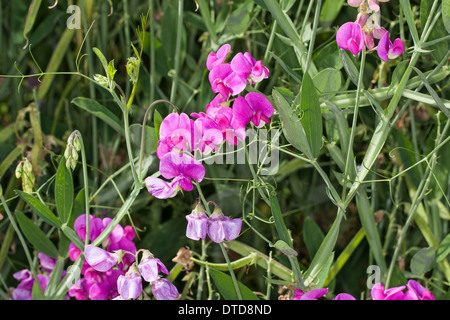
[333,293,357,300]
[74,214,103,243]
[144,176,180,199]
[156,113,193,159]
[145,152,205,199]
[152,278,180,300]
[117,266,143,300]
[209,63,247,98]
[84,245,121,272]
[404,280,435,300]
[371,282,406,300]
[230,52,269,85]
[207,208,242,243]
[138,251,169,283]
[193,117,224,155]
[347,0,364,7]
[207,44,231,70]
[159,151,205,192]
[336,22,365,55]
[368,0,389,12]
[377,31,404,61]
[232,92,274,128]
[293,288,328,300]
[185,203,209,241]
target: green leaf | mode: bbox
[299,72,323,159]
[226,2,253,35]
[436,233,450,263]
[443,0,450,33]
[22,0,42,48]
[320,0,345,25]
[107,60,117,81]
[129,124,158,156]
[312,68,342,100]
[272,88,313,159]
[410,247,435,275]
[303,216,325,259]
[339,49,359,86]
[209,268,260,300]
[71,97,124,135]
[55,157,73,224]
[93,47,109,74]
[16,190,61,228]
[271,240,298,256]
[306,252,334,288]
[15,211,59,258]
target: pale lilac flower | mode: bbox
[185,203,209,241]
[117,266,143,300]
[84,245,121,272]
[156,113,193,159]
[145,177,180,199]
[207,208,242,243]
[336,22,365,55]
[377,31,404,61]
[138,251,169,283]
[152,278,179,300]
[293,288,328,300]
[38,253,57,273]
[232,92,274,128]
[230,52,269,85]
[207,44,231,70]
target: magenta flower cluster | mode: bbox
[292,279,435,300]
[67,214,137,300]
[84,245,179,300]
[185,202,242,243]
[336,0,404,61]
[10,253,66,300]
[145,44,274,200]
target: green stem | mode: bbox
[342,49,366,201]
[170,0,184,103]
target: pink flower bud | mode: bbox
[347,0,364,7]
[207,207,242,243]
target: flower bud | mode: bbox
[151,278,179,300]
[138,250,169,283]
[126,57,139,84]
[93,74,109,87]
[185,203,208,241]
[207,206,242,243]
[117,264,142,300]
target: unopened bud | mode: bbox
[93,74,109,87]
[126,57,139,84]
